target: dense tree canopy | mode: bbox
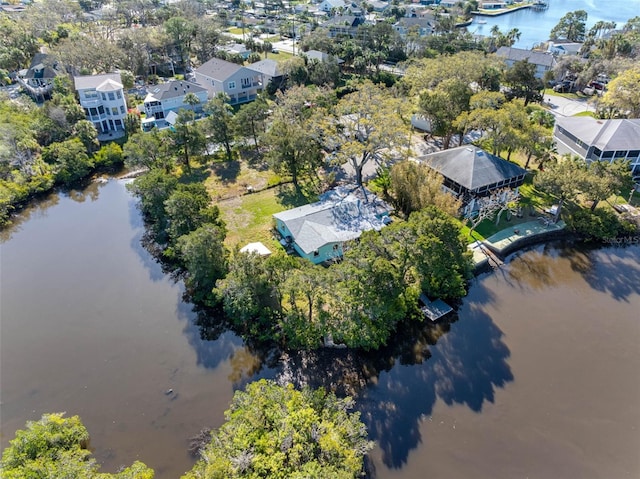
[0,413,154,479]
[183,380,372,479]
[550,10,588,42]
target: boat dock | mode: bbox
[419,294,453,322]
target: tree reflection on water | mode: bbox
[269,305,513,471]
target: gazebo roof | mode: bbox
[419,146,527,192]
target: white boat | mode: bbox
[476,19,487,24]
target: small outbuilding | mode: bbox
[239,242,272,257]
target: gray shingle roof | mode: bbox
[145,80,207,101]
[419,146,527,192]
[195,58,242,81]
[555,117,640,152]
[273,186,391,254]
[74,73,122,91]
[495,46,556,67]
[303,50,344,64]
[246,59,281,77]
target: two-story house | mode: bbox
[17,53,64,102]
[74,73,127,135]
[142,80,208,130]
[393,16,436,38]
[194,58,262,105]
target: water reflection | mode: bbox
[563,246,640,302]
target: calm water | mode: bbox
[472,0,640,49]
[1,179,639,478]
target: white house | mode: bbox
[74,73,127,135]
[142,80,208,130]
[318,0,348,13]
[495,47,556,79]
[273,185,392,264]
[194,57,263,105]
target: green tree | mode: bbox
[0,413,154,479]
[177,223,228,303]
[550,10,588,42]
[43,138,94,185]
[73,119,99,154]
[418,78,472,149]
[183,380,373,479]
[164,182,222,243]
[234,96,269,153]
[327,80,410,186]
[123,130,173,172]
[93,142,123,168]
[534,156,585,221]
[390,160,461,217]
[262,87,327,191]
[127,169,178,236]
[163,16,196,69]
[170,109,206,172]
[204,93,235,161]
[580,159,633,211]
[407,206,473,300]
[503,59,544,106]
[600,66,640,118]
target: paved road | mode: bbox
[544,93,596,117]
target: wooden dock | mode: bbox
[419,294,453,322]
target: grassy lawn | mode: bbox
[217,184,314,249]
[572,110,597,117]
[217,188,284,249]
[266,50,294,62]
[227,27,245,35]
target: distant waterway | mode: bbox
[1,179,639,478]
[472,0,639,49]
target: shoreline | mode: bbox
[474,4,534,17]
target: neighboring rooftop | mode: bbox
[555,117,640,152]
[144,80,207,101]
[74,73,122,91]
[418,146,527,192]
[302,50,344,64]
[195,57,243,81]
[246,59,282,77]
[495,46,556,67]
[273,186,391,255]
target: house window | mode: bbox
[313,251,319,257]
[116,90,122,99]
[228,81,236,89]
[108,92,115,101]
[120,106,125,114]
[98,105,104,114]
[333,244,339,251]
[101,93,106,101]
[112,107,119,115]
[115,119,122,128]
[241,77,251,88]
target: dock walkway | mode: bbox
[419,294,453,322]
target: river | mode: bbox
[1,179,639,478]
[472,0,639,50]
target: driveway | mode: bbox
[544,93,596,117]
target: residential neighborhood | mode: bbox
[1,1,640,478]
